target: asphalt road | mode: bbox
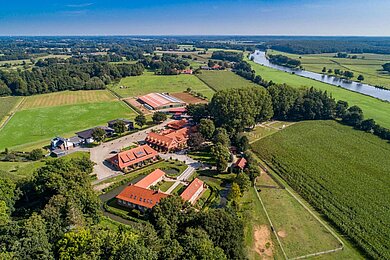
[91,120,173,181]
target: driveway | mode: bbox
[91,120,173,182]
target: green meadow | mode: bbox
[252,120,390,259]
[247,57,390,128]
[0,96,22,123]
[196,70,259,91]
[110,71,214,99]
[268,49,390,89]
[0,101,137,150]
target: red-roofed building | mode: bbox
[181,69,193,74]
[234,157,247,171]
[108,144,159,171]
[116,184,169,212]
[167,119,189,130]
[138,93,186,110]
[135,169,165,189]
[145,127,190,152]
[181,178,205,205]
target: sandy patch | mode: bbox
[171,92,208,104]
[254,225,274,259]
[277,230,287,238]
[93,182,112,191]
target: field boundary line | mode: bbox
[0,97,25,130]
[194,74,218,92]
[107,88,140,115]
[255,158,345,259]
[253,183,288,260]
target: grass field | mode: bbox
[20,90,116,110]
[158,181,175,192]
[251,120,390,259]
[0,96,22,123]
[196,70,258,91]
[0,151,89,181]
[110,71,214,99]
[0,101,137,150]
[268,49,390,89]
[247,57,390,129]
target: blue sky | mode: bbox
[0,0,389,36]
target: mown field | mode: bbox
[0,101,137,150]
[247,57,390,129]
[196,70,258,91]
[0,96,21,123]
[110,71,214,99]
[251,120,390,259]
[20,90,116,110]
[268,49,390,89]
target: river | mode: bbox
[249,51,390,102]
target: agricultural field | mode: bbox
[196,70,258,91]
[110,71,214,99]
[268,49,390,89]
[20,90,116,110]
[247,57,390,128]
[0,101,137,150]
[251,120,390,259]
[0,96,22,123]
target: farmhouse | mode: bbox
[50,136,82,150]
[108,144,159,171]
[76,126,114,144]
[137,93,186,110]
[167,119,189,130]
[116,184,168,212]
[107,118,134,131]
[145,127,190,152]
[135,168,165,189]
[233,157,247,172]
[180,69,193,74]
[180,178,205,205]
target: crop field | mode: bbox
[20,90,116,110]
[196,70,258,91]
[251,120,390,259]
[0,101,137,150]
[247,57,390,129]
[0,96,22,123]
[268,49,390,89]
[110,71,214,99]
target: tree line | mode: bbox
[211,51,243,62]
[268,54,301,68]
[0,152,246,259]
[0,59,144,96]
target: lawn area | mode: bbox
[158,181,175,192]
[247,56,390,129]
[241,187,284,260]
[20,90,116,110]
[0,151,89,181]
[171,183,185,195]
[0,96,22,123]
[256,173,341,258]
[110,71,214,99]
[251,120,390,259]
[0,101,137,150]
[196,70,258,91]
[268,49,390,89]
[245,126,278,143]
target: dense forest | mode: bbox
[210,51,244,62]
[0,60,144,96]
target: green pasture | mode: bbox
[267,49,390,89]
[252,120,390,259]
[0,96,22,123]
[110,71,214,99]
[0,101,137,150]
[247,57,390,128]
[196,70,258,91]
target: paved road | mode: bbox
[91,120,173,181]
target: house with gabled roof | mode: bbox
[108,144,159,171]
[180,178,205,205]
[145,127,190,152]
[135,169,165,189]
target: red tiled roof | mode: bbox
[181,178,204,202]
[145,127,190,149]
[108,144,158,169]
[135,169,165,189]
[235,157,247,169]
[116,184,168,209]
[168,107,187,113]
[167,119,188,130]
